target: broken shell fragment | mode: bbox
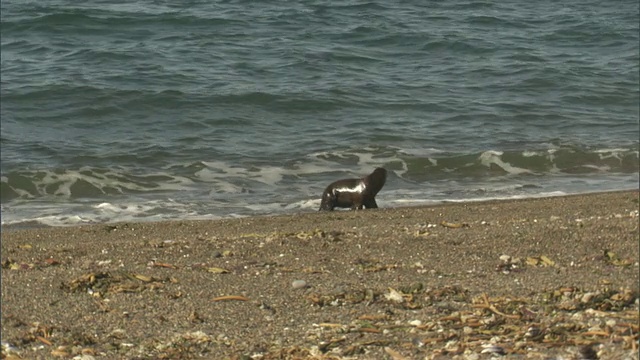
[384,288,405,303]
[440,221,469,229]
[212,295,249,302]
[207,267,230,274]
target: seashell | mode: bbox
[385,288,405,303]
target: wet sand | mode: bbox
[1,190,639,359]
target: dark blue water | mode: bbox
[2,0,638,227]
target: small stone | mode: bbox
[291,280,307,289]
[72,355,96,360]
[481,344,505,355]
[525,326,541,338]
[577,344,597,360]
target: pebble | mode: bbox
[481,344,506,355]
[72,355,96,360]
[291,280,307,289]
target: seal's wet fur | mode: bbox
[319,168,387,211]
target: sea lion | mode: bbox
[319,168,387,211]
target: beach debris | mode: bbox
[525,325,543,339]
[604,250,633,267]
[317,337,347,353]
[303,284,637,357]
[61,272,169,296]
[145,239,183,248]
[353,258,398,273]
[307,287,376,307]
[1,258,32,270]
[414,229,430,237]
[50,346,70,357]
[147,331,213,359]
[384,346,408,360]
[207,267,230,274]
[212,295,249,302]
[244,229,348,243]
[9,322,57,353]
[96,260,112,267]
[384,288,405,303]
[188,311,206,324]
[496,255,523,273]
[472,293,520,319]
[525,255,556,267]
[301,266,329,274]
[130,273,155,282]
[399,282,425,294]
[150,261,178,269]
[72,354,96,360]
[44,258,61,266]
[480,343,506,355]
[440,221,470,228]
[1,341,20,357]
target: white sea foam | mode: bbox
[581,165,610,171]
[398,148,447,157]
[522,150,541,157]
[478,150,533,175]
[285,198,320,210]
[307,148,409,176]
[3,145,638,228]
[593,148,631,153]
[4,167,195,200]
[389,191,569,205]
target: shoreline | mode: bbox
[2,190,639,359]
[2,188,638,232]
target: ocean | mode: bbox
[1,0,638,228]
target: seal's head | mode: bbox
[319,168,387,211]
[363,168,387,197]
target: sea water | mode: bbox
[2,0,638,227]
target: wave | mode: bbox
[398,146,639,181]
[2,145,637,203]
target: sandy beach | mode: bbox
[1,190,638,360]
